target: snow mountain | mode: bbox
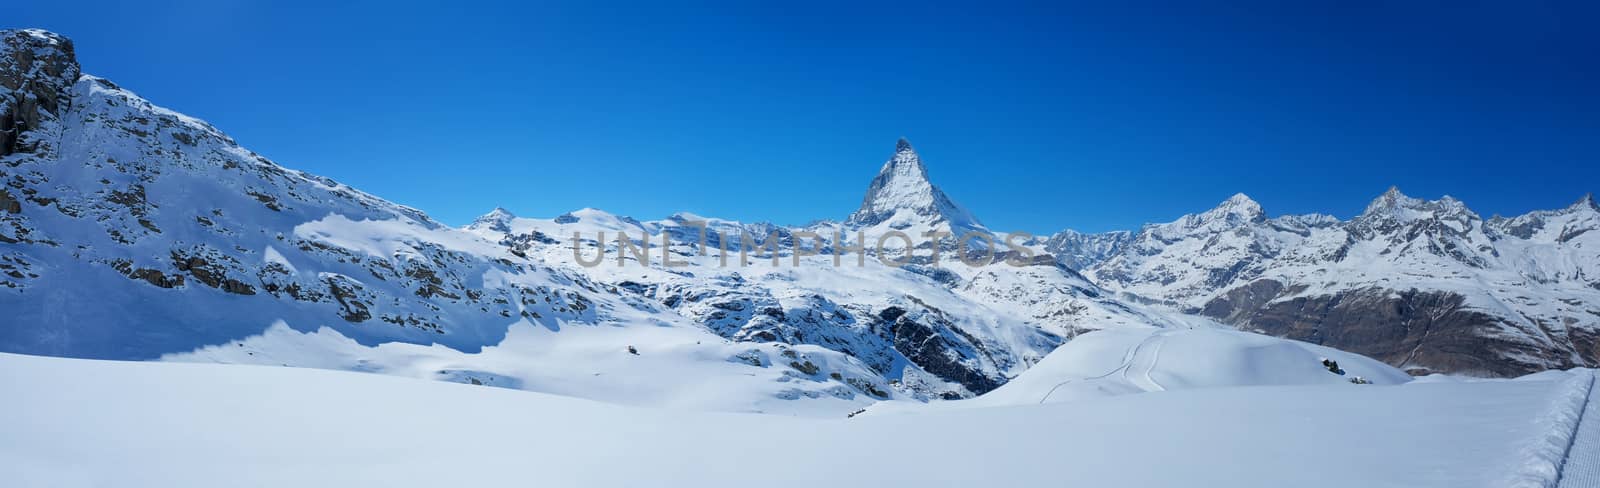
[1064,189,1599,376]
[844,138,989,242]
[2,26,1589,426]
[0,29,917,414]
[0,29,1191,410]
[462,163,1194,398]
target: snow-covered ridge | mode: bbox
[1069,187,1599,376]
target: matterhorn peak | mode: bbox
[845,139,984,235]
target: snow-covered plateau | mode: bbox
[3,27,1599,487]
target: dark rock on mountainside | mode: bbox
[1,30,78,158]
[1202,280,1595,376]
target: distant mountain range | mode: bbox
[1052,189,1598,376]
[2,29,1594,411]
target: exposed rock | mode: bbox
[882,306,1002,395]
[0,189,19,214]
[1203,282,1593,376]
[1,29,80,158]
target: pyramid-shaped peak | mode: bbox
[1218,192,1263,214]
[846,139,983,233]
[1221,193,1260,208]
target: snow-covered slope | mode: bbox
[5,351,1594,488]
[964,325,1413,407]
[0,29,903,415]
[1068,190,1600,376]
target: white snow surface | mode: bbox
[3,352,1592,488]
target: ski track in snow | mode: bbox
[1035,345,1131,404]
[1125,332,1169,392]
[1557,370,1600,488]
[1037,329,1169,404]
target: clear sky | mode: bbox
[10,1,1598,233]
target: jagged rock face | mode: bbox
[1061,190,1600,377]
[1,29,79,158]
[1041,229,1132,271]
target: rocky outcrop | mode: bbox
[1203,280,1596,376]
[1,29,79,158]
[880,305,1001,396]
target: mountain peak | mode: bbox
[1363,186,1426,216]
[1572,193,1598,212]
[1222,193,1261,211]
[468,207,517,232]
[2,29,73,54]
[1195,193,1265,225]
[845,139,983,233]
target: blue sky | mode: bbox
[11,1,1598,233]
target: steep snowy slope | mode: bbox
[5,352,1594,488]
[1069,189,1600,376]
